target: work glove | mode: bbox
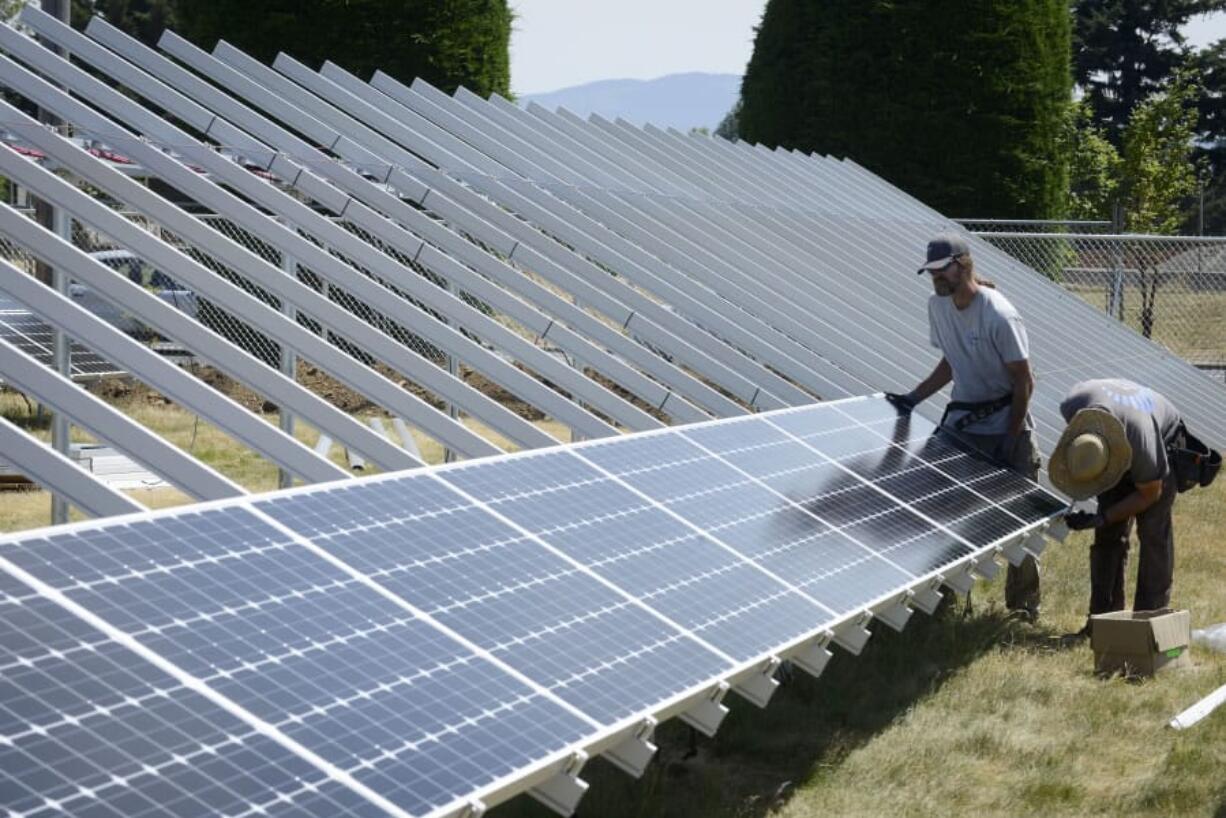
[884,391,921,414]
[1065,510,1105,531]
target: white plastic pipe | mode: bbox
[1169,682,1226,730]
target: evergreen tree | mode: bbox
[1073,0,1226,144]
[72,0,176,47]
[738,0,1072,219]
[176,0,512,97]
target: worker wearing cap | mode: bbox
[1051,379,1183,617]
[886,232,1040,620]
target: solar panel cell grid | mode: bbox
[0,572,389,818]
[1,396,1067,817]
[2,509,593,817]
[0,296,121,380]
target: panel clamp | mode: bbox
[679,680,730,736]
[874,593,914,632]
[604,716,658,777]
[791,632,834,679]
[940,563,975,596]
[734,656,781,707]
[528,750,589,816]
[833,611,873,655]
[908,580,944,615]
[971,552,1000,581]
[999,535,1029,568]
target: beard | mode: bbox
[932,277,953,297]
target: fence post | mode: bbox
[1107,203,1125,321]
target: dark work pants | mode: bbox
[960,429,1042,613]
[1089,470,1178,614]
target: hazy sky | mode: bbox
[511,2,1226,95]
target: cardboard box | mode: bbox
[1091,609,1192,677]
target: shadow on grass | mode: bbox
[492,601,1040,818]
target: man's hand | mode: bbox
[885,391,920,414]
[1065,510,1105,531]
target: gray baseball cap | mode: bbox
[918,232,970,273]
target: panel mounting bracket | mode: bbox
[528,751,589,817]
[908,580,944,615]
[457,800,486,818]
[833,612,873,655]
[972,553,1000,581]
[679,681,730,737]
[603,717,658,778]
[790,632,834,679]
[999,536,1028,567]
[940,564,975,596]
[734,656,781,707]
[1022,529,1048,559]
[1046,518,1070,543]
[874,594,913,632]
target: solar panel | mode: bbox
[2,506,594,817]
[0,293,121,380]
[0,570,392,818]
[0,397,1066,816]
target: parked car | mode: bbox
[73,250,199,338]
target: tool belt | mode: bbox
[939,393,1013,432]
[1167,422,1222,493]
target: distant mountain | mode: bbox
[520,73,740,132]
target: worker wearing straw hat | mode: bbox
[1052,379,1183,618]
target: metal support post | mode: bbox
[443,279,458,463]
[50,209,71,524]
[1107,203,1125,321]
[279,245,297,488]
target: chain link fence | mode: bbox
[965,226,1226,376]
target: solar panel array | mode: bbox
[0,397,1067,817]
[0,7,1223,512]
[0,293,120,380]
[0,9,1216,814]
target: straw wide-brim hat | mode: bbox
[1049,408,1133,500]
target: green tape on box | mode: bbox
[1165,647,1184,658]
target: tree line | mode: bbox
[726,0,1226,234]
[47,0,512,99]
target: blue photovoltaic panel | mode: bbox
[581,415,919,616]
[0,570,387,818]
[259,464,736,725]
[0,396,1066,818]
[444,449,832,666]
[2,507,592,817]
[0,294,121,379]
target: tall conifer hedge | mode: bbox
[176,0,511,97]
[739,0,1071,218]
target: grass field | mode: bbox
[1065,285,1226,367]
[3,392,1224,817]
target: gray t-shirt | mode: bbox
[928,287,1033,434]
[1059,379,1182,484]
